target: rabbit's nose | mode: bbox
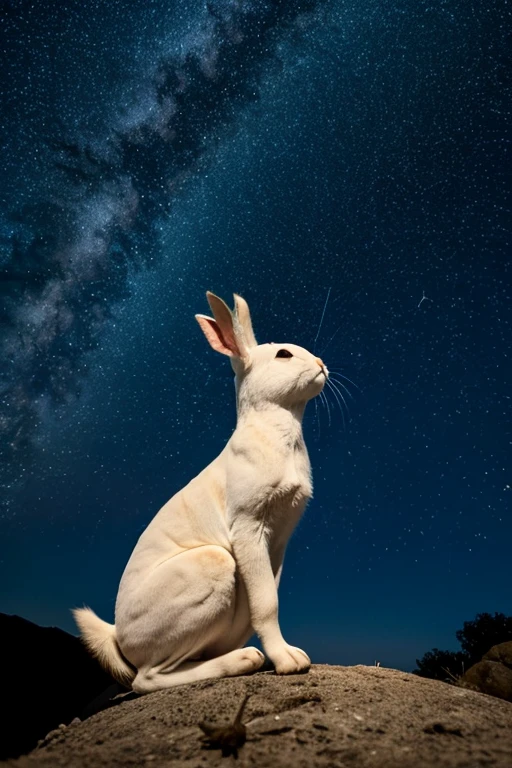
[315,357,324,368]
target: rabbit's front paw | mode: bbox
[270,644,311,675]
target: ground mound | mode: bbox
[4,664,512,767]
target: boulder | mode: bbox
[482,641,512,669]
[457,660,512,702]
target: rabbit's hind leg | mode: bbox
[132,646,265,693]
[116,545,240,680]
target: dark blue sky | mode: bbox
[1,0,510,672]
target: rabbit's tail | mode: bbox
[72,606,136,687]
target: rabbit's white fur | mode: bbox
[73,292,328,692]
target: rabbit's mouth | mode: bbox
[309,367,328,397]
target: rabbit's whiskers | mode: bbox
[328,373,356,401]
[328,368,361,393]
[319,389,332,427]
[314,396,321,440]
[315,369,360,431]
[325,378,348,429]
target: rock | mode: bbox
[2,665,512,768]
[458,660,512,702]
[483,641,512,669]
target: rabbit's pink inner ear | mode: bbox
[195,314,241,358]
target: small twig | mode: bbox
[441,666,460,683]
[199,693,250,758]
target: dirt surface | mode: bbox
[4,665,512,768]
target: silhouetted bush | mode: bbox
[456,612,512,666]
[413,612,512,682]
[413,648,468,682]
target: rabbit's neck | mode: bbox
[236,402,306,447]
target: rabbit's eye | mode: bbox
[275,349,293,359]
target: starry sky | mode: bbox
[1,0,510,672]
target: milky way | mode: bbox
[1,0,510,669]
[0,0,319,491]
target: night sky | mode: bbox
[1,0,510,672]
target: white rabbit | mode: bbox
[73,292,328,693]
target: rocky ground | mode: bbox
[4,665,512,768]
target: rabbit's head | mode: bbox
[196,292,328,409]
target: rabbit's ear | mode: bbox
[195,292,245,358]
[233,294,257,349]
[195,314,242,358]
